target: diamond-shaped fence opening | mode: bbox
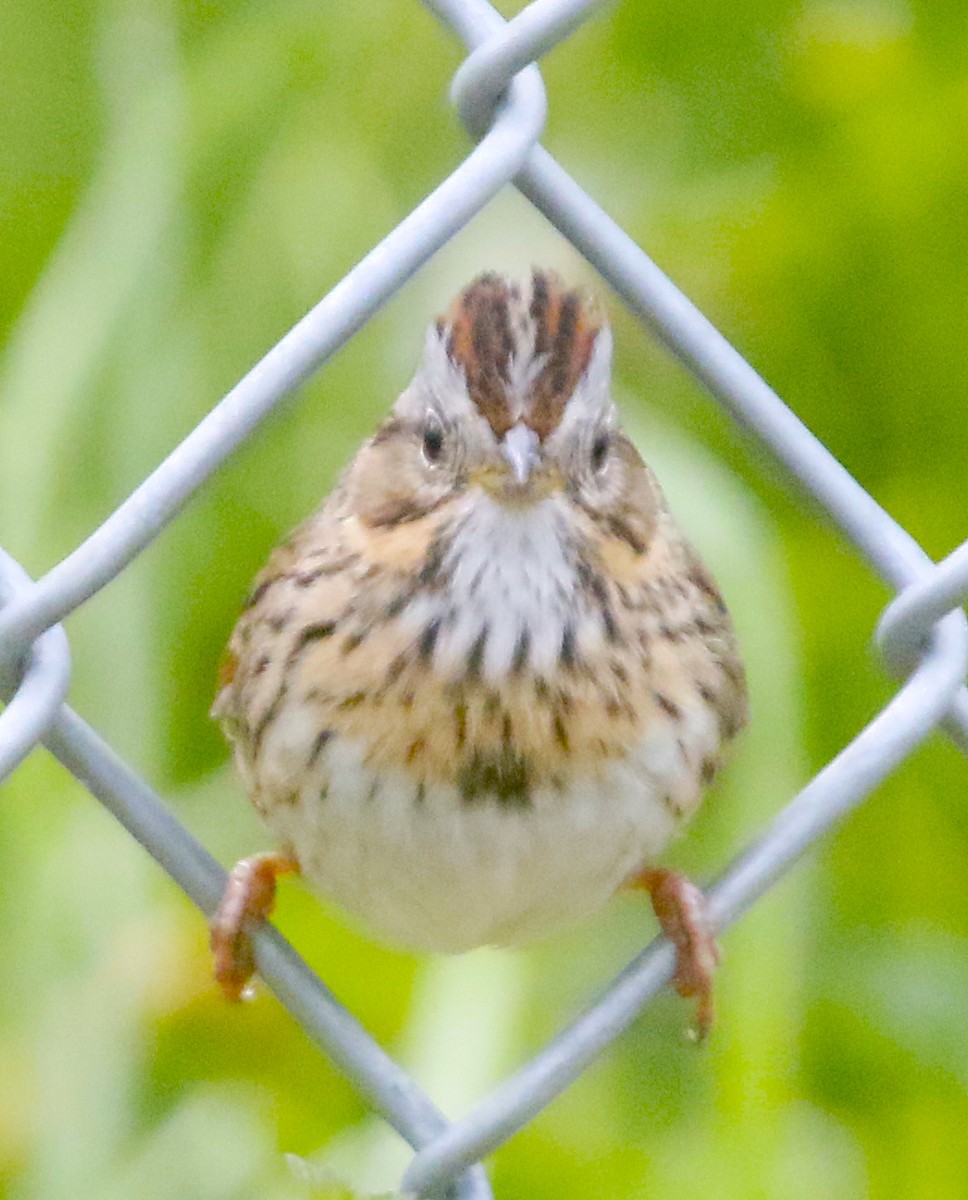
[2,1,968,1197]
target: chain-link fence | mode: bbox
[2,0,968,1196]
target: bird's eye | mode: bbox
[422,421,445,464]
[590,431,610,473]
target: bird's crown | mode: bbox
[427,269,609,441]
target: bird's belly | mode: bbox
[253,723,700,952]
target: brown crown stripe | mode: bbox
[446,273,518,439]
[528,270,600,440]
[442,270,602,441]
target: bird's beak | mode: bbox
[500,423,540,487]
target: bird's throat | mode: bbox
[408,494,581,683]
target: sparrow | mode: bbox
[210,270,748,1037]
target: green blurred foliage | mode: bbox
[1,0,967,1196]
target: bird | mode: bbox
[210,269,748,1037]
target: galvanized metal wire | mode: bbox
[2,0,967,1195]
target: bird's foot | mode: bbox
[628,866,720,1041]
[211,851,298,1001]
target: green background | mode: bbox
[2,0,967,1196]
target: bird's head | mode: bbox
[346,270,660,554]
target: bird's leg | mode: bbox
[628,866,720,1041]
[211,851,299,1001]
